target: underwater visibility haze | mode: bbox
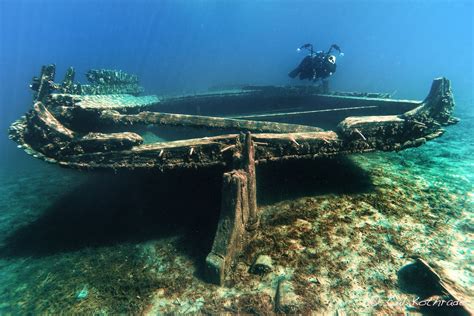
[0,0,473,314]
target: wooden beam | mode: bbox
[96,109,323,133]
[206,133,258,285]
[206,170,250,285]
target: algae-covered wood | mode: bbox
[9,65,457,172]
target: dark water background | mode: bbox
[0,0,472,313]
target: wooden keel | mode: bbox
[205,133,258,285]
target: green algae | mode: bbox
[0,244,168,314]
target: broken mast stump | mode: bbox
[206,133,258,285]
[31,64,56,102]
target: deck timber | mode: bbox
[8,65,458,285]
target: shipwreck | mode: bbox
[8,65,458,285]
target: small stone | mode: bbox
[307,276,319,284]
[76,286,88,300]
[155,288,165,297]
[288,239,305,252]
[457,218,474,233]
[305,247,318,258]
[275,279,301,313]
[294,218,312,232]
[336,309,348,316]
[250,255,273,275]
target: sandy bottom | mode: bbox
[0,116,472,314]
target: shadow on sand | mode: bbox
[257,155,374,205]
[0,156,374,268]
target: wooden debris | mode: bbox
[206,170,252,285]
[205,133,258,285]
[354,128,367,141]
[249,255,273,275]
[220,144,236,153]
[275,279,301,313]
[414,258,472,315]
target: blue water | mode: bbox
[0,0,472,313]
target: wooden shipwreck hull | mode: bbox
[9,65,458,285]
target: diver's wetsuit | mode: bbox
[289,52,336,81]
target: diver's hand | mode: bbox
[339,52,345,57]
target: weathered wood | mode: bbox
[252,131,344,163]
[8,67,460,287]
[76,132,143,153]
[13,130,348,171]
[17,102,75,158]
[96,109,323,133]
[275,279,301,313]
[206,170,250,285]
[206,133,258,285]
[31,102,75,140]
[60,67,79,94]
[403,77,458,126]
[399,258,473,315]
[10,102,144,158]
[10,109,450,171]
[337,78,456,153]
[232,105,380,119]
[31,64,56,102]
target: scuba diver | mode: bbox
[288,43,343,92]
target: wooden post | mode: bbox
[35,64,56,102]
[61,67,76,93]
[243,132,258,231]
[205,132,258,285]
[205,170,249,285]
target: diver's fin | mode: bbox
[328,44,342,54]
[300,43,312,50]
[298,43,314,54]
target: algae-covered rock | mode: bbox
[75,286,88,300]
[295,218,313,232]
[275,279,302,313]
[250,255,273,275]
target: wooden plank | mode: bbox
[206,170,250,285]
[93,109,324,134]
